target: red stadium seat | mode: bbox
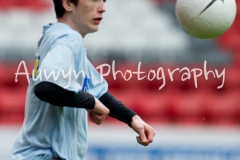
[0,0,51,11]
[111,88,137,110]
[26,0,51,12]
[14,0,50,11]
[15,61,34,87]
[0,87,26,124]
[181,64,203,90]
[233,51,240,67]
[170,89,211,126]
[0,61,33,88]
[224,65,240,90]
[132,90,171,124]
[94,61,140,90]
[110,62,147,89]
[143,63,177,91]
[106,88,172,124]
[0,62,6,87]
[103,88,145,124]
[217,24,239,51]
[0,0,15,10]
[206,91,239,126]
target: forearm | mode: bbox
[34,82,95,109]
[99,92,137,127]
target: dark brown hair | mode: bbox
[52,0,79,18]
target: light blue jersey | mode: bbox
[10,23,108,160]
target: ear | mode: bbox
[62,0,73,12]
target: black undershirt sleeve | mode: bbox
[99,92,137,127]
[34,82,137,127]
[34,82,95,109]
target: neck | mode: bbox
[57,16,86,38]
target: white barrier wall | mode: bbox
[1,124,240,160]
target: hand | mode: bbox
[131,115,155,146]
[88,97,109,125]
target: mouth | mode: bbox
[93,17,103,24]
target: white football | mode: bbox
[175,0,237,39]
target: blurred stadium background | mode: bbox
[0,0,240,159]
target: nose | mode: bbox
[98,2,106,13]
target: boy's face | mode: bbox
[71,0,106,37]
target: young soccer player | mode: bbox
[10,0,155,159]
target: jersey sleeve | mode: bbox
[33,43,81,93]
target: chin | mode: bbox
[92,27,99,32]
[86,26,99,35]
[89,25,99,32]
